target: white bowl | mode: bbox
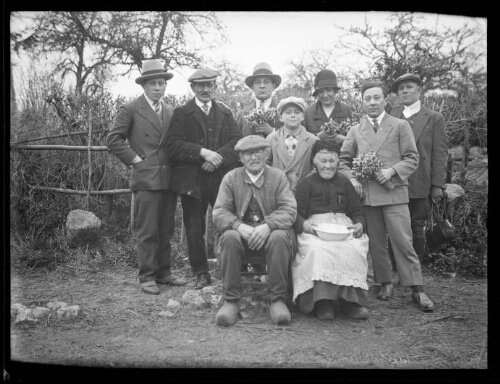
[312,223,352,241]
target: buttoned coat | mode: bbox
[338,114,419,206]
[266,126,320,194]
[165,98,242,198]
[389,105,448,198]
[106,95,174,191]
[212,165,297,233]
[236,98,282,137]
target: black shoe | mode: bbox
[195,272,212,290]
[412,292,434,312]
[315,299,335,320]
[376,283,394,301]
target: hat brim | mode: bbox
[312,85,341,97]
[390,77,421,93]
[245,74,282,89]
[135,72,174,84]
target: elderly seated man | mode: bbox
[212,135,297,327]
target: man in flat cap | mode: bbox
[267,96,319,194]
[338,81,434,312]
[165,68,242,289]
[388,73,448,271]
[107,59,186,295]
[236,62,283,137]
[212,135,297,326]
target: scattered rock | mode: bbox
[66,209,102,231]
[201,286,222,306]
[15,308,37,324]
[182,290,207,308]
[32,307,50,319]
[166,299,180,309]
[11,303,27,318]
[56,305,83,320]
[47,301,68,311]
[159,310,176,318]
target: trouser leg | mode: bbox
[219,230,244,302]
[383,204,423,286]
[264,229,294,302]
[181,194,209,275]
[156,190,178,280]
[408,198,430,259]
[364,205,393,284]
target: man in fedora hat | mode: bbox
[212,135,297,327]
[107,59,186,295]
[388,73,448,265]
[304,69,352,146]
[236,62,283,137]
[165,68,242,289]
[338,81,434,312]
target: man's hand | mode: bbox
[431,186,444,204]
[376,168,396,184]
[201,161,217,172]
[254,123,273,137]
[237,223,254,242]
[347,223,364,238]
[247,223,271,250]
[302,220,317,235]
[350,178,365,199]
[200,148,223,167]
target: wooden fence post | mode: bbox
[130,192,135,230]
[87,110,92,210]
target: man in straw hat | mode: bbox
[212,135,297,326]
[236,62,283,137]
[165,68,242,289]
[304,69,352,146]
[107,59,186,295]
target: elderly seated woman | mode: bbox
[291,140,370,320]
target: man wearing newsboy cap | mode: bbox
[212,135,297,327]
[107,59,186,295]
[165,68,242,289]
[387,73,448,276]
[236,62,283,137]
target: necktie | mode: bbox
[202,103,210,115]
[153,101,161,117]
[372,118,379,133]
[285,134,297,157]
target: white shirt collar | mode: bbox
[195,98,212,110]
[369,111,386,126]
[403,100,421,118]
[255,97,272,110]
[246,169,264,184]
[144,94,161,111]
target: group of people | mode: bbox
[107,59,448,328]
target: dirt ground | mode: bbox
[8,258,488,378]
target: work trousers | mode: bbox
[364,204,423,287]
[134,190,178,283]
[219,229,294,302]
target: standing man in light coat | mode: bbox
[338,81,434,312]
[389,73,448,260]
[107,59,186,295]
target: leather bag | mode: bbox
[425,196,457,251]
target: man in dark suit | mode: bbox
[165,68,243,289]
[338,81,434,312]
[389,73,448,260]
[107,59,186,295]
[236,62,282,137]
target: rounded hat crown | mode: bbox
[245,62,282,88]
[135,59,173,84]
[313,69,340,95]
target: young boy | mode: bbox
[267,97,319,194]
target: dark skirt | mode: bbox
[296,281,368,314]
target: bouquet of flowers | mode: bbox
[320,118,351,136]
[244,107,278,129]
[352,151,394,190]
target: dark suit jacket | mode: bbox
[303,100,352,135]
[106,95,173,191]
[390,105,448,198]
[236,97,282,137]
[165,98,242,198]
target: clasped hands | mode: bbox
[200,148,223,172]
[237,223,271,251]
[254,122,273,137]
